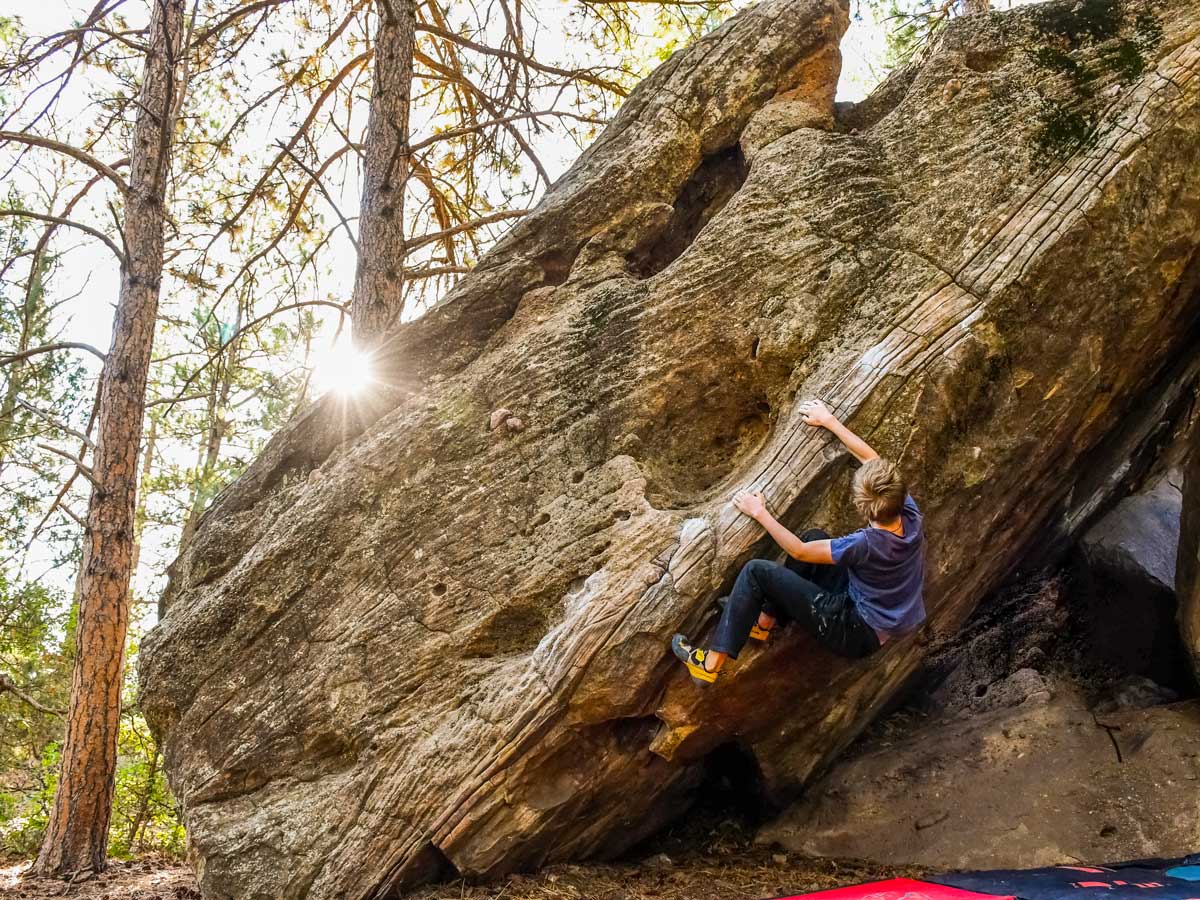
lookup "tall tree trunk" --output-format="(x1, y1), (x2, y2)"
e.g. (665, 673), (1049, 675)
(350, 0), (417, 346)
(33, 0), (184, 877)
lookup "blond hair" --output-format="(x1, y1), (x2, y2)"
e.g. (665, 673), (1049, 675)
(852, 457), (906, 523)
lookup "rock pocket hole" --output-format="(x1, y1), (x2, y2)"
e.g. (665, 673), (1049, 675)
(626, 144), (749, 279)
(639, 383), (771, 508)
(964, 48), (1007, 72)
(431, 583), (447, 596)
(462, 603), (549, 657)
(751, 337), (761, 359)
(696, 742), (772, 827)
(537, 242), (583, 287)
(572, 470), (586, 484)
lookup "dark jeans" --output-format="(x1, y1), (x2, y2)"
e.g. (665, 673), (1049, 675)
(710, 529), (881, 660)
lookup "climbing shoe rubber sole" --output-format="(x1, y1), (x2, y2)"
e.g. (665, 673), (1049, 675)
(671, 634), (718, 685)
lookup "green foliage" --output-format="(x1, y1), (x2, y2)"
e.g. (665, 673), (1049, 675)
(108, 711), (185, 859)
(0, 581), (184, 861)
(0, 573), (68, 860)
(647, 2), (735, 64)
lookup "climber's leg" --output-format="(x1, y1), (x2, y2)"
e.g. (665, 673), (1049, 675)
(671, 558), (812, 685)
(774, 532), (878, 658)
(808, 592), (881, 659)
(710, 559), (814, 659)
(714, 595), (773, 640)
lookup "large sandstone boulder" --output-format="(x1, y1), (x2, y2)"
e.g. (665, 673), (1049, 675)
(759, 688), (1200, 869)
(139, 0), (1200, 897)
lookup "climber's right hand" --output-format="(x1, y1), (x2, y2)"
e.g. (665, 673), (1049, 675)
(799, 399), (837, 428)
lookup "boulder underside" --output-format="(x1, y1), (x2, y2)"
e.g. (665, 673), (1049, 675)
(139, 0), (1200, 896)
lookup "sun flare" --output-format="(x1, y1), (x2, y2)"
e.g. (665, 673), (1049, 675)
(311, 336), (374, 397)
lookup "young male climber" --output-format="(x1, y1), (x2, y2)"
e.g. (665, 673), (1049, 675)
(671, 399), (926, 685)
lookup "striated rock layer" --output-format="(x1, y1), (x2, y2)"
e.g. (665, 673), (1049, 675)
(140, 0), (1200, 896)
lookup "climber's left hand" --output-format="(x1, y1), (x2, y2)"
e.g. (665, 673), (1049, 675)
(733, 489), (768, 521)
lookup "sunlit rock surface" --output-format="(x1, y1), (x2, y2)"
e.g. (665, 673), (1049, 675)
(140, 0), (1200, 896)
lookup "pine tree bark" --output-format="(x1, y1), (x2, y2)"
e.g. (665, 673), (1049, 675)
(350, 0), (417, 346)
(33, 0), (184, 877)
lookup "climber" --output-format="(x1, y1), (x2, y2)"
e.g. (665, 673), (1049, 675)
(671, 399), (926, 685)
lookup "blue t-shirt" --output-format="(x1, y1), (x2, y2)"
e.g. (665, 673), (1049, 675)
(829, 494), (926, 635)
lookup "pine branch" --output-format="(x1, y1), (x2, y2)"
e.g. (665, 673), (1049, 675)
(0, 131), (130, 195)
(0, 673), (64, 716)
(36, 442), (100, 490)
(0, 341), (107, 367)
(0, 209), (126, 266)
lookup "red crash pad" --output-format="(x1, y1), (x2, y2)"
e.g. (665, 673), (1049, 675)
(774, 877), (1016, 900)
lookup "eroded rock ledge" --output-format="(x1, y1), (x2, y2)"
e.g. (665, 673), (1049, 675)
(140, 0), (1200, 897)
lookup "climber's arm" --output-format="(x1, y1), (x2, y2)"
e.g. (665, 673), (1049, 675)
(799, 399), (879, 464)
(732, 491), (835, 564)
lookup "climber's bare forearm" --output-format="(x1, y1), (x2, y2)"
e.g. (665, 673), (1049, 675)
(799, 399), (878, 463)
(826, 419), (879, 464)
(755, 511), (834, 565)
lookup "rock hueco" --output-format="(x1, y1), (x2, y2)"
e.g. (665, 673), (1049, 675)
(139, 0), (1200, 896)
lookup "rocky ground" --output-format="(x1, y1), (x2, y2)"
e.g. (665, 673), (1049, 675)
(1, 837), (911, 900)
(0, 857), (199, 899)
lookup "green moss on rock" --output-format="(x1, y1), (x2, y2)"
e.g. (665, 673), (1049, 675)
(1025, 0), (1162, 164)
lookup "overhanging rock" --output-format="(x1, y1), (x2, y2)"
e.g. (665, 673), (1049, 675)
(140, 0), (1200, 897)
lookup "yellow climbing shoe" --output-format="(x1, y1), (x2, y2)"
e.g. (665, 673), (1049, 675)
(671, 634), (718, 685)
(715, 596), (772, 641)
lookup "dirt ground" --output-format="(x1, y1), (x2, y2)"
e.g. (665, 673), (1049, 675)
(406, 848), (914, 900)
(0, 856), (198, 899)
(1, 830), (913, 899)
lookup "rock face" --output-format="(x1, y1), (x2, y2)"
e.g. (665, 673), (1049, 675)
(1081, 471), (1182, 595)
(139, 0), (1200, 897)
(1179, 405), (1200, 674)
(1077, 470), (1192, 689)
(759, 689), (1200, 869)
